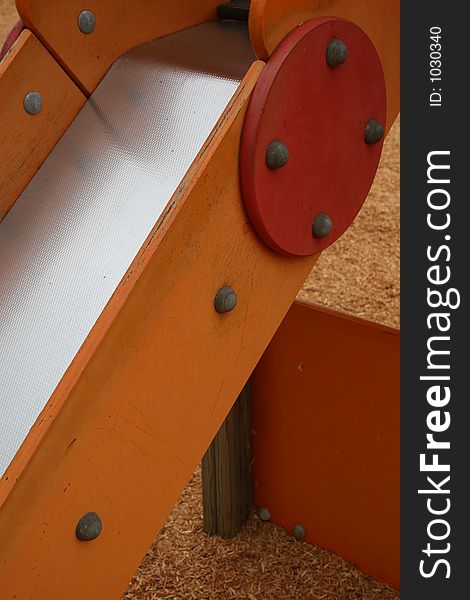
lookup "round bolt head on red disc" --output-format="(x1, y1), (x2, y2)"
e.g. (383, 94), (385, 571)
(240, 17), (386, 256)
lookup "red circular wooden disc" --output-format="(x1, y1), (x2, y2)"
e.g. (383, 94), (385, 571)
(240, 17), (386, 256)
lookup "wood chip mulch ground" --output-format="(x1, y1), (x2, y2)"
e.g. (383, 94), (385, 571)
(124, 467), (399, 600)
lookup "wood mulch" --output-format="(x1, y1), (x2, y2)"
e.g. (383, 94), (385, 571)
(124, 467), (399, 600)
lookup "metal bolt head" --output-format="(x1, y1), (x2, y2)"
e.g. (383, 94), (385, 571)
(326, 38), (348, 67)
(312, 212), (333, 238)
(364, 119), (384, 144)
(214, 286), (237, 314)
(258, 507), (271, 522)
(23, 91), (42, 115)
(266, 140), (289, 169)
(78, 10), (96, 34)
(76, 512), (102, 541)
(292, 523), (306, 539)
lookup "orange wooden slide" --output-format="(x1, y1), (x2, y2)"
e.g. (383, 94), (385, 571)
(0, 1), (399, 597)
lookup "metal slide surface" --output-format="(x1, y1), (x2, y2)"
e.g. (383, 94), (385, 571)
(0, 21), (255, 477)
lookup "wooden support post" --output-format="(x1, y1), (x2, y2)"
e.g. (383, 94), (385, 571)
(202, 383), (252, 538)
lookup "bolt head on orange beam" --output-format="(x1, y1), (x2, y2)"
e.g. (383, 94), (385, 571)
(0, 30), (86, 221)
(248, 0), (400, 128)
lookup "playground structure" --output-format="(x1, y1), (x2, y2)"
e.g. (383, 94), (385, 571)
(0, 1), (400, 598)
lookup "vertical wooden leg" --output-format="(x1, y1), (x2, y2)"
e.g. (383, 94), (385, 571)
(202, 383), (252, 538)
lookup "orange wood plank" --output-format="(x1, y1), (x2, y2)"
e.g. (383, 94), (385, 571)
(0, 62), (322, 599)
(16, 0), (222, 95)
(251, 301), (400, 589)
(249, 0), (400, 129)
(0, 30), (86, 221)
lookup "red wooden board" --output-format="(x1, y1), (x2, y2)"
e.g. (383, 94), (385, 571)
(240, 17), (386, 256)
(252, 301), (400, 588)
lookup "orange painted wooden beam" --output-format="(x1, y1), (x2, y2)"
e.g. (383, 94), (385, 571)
(0, 62), (322, 599)
(251, 301), (400, 589)
(249, 0), (400, 128)
(15, 1), (399, 119)
(0, 30), (86, 221)
(16, 0), (222, 95)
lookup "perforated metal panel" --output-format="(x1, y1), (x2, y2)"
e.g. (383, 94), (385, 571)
(0, 21), (255, 477)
